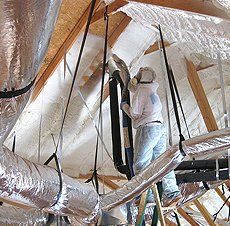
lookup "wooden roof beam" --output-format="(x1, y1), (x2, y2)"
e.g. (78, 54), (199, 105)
(86, 14), (131, 104)
(186, 59), (218, 132)
(187, 58), (227, 225)
(32, 0), (125, 101)
(178, 207), (199, 226)
(144, 41), (170, 55)
(193, 199), (216, 226)
(98, 175), (120, 190)
(91, 0), (128, 24)
(215, 187), (230, 207)
(165, 217), (177, 226)
(128, 0), (229, 20)
(108, 14), (131, 47)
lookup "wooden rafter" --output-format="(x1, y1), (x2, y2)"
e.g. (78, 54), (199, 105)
(128, 0), (229, 20)
(97, 175), (120, 190)
(87, 14), (131, 104)
(186, 59), (228, 225)
(177, 207), (199, 226)
(144, 41), (170, 55)
(186, 59), (218, 132)
(91, 0), (128, 24)
(165, 217), (177, 226)
(193, 200), (216, 226)
(77, 173), (126, 181)
(215, 187), (230, 207)
(31, 0), (123, 101)
(197, 64), (215, 72)
(108, 15), (131, 47)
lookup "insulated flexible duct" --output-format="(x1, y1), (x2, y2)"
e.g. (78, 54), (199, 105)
(100, 127), (230, 211)
(0, 0), (61, 144)
(0, 206), (48, 226)
(0, 128), (229, 223)
(0, 145), (100, 223)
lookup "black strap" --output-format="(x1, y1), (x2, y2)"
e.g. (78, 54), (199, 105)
(213, 195), (230, 222)
(53, 0), (97, 155)
(12, 133), (16, 153)
(0, 78), (36, 98)
(44, 0), (97, 195)
(169, 66), (191, 138)
(158, 25), (186, 156)
(174, 211), (181, 226)
(87, 6), (109, 193)
(44, 153), (63, 206)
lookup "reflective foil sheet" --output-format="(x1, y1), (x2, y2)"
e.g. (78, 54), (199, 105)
(0, 206), (47, 225)
(0, 145), (100, 222)
(0, 128), (229, 222)
(101, 127), (230, 211)
(184, 127), (230, 156)
(0, 0), (61, 143)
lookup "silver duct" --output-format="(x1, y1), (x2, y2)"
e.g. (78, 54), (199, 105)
(0, 205), (48, 226)
(100, 127), (230, 211)
(0, 0), (62, 144)
(0, 128), (228, 223)
(0, 145), (100, 223)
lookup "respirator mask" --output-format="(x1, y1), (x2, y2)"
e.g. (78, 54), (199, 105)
(128, 67), (156, 92)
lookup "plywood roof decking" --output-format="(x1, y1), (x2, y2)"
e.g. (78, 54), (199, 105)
(37, 0), (92, 82)
(33, 0), (230, 102)
(89, 12), (126, 37)
(33, 0), (125, 101)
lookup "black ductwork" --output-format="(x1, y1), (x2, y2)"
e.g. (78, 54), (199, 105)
(109, 76), (128, 175)
(109, 70), (134, 179)
(176, 169), (230, 184)
(176, 159), (229, 171)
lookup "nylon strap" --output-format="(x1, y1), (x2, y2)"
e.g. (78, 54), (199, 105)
(169, 66), (191, 138)
(158, 25), (186, 156)
(54, 0), (97, 155)
(0, 78), (36, 98)
(44, 153), (63, 206)
(12, 133), (16, 153)
(86, 5), (109, 193)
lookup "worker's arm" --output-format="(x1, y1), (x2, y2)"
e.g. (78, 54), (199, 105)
(121, 87), (146, 120)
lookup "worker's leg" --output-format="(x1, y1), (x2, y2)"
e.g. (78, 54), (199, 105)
(134, 124), (164, 202)
(134, 124), (163, 174)
(151, 125), (180, 198)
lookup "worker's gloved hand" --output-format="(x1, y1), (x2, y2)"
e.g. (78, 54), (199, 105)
(120, 100), (127, 110)
(107, 57), (120, 75)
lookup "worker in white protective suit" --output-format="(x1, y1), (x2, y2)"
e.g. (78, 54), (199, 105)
(120, 66), (182, 206)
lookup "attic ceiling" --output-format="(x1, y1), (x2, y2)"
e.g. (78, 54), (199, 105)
(6, 0), (230, 177)
(2, 0), (230, 225)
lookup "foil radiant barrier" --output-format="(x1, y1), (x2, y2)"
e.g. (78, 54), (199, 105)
(0, 145), (100, 223)
(101, 127), (230, 210)
(0, 128), (229, 222)
(0, 206), (47, 226)
(0, 0), (61, 144)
